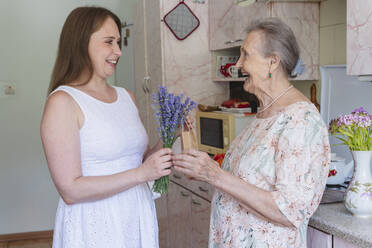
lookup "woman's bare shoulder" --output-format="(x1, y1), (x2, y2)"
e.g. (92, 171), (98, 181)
(47, 90), (74, 106)
(120, 87), (138, 108)
(42, 90), (79, 127)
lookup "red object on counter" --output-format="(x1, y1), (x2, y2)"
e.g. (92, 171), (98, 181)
(221, 99), (250, 108)
(213, 153), (225, 167)
(221, 99), (239, 108)
(236, 102), (249, 108)
(328, 169), (338, 177)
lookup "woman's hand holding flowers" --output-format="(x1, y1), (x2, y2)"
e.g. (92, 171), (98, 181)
(173, 149), (222, 183)
(138, 148), (173, 182)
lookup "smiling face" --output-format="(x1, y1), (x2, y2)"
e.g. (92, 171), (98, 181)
(235, 31), (272, 94)
(88, 17), (122, 81)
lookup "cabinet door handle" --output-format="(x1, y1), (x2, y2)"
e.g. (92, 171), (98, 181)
(224, 40), (234, 45)
(143, 76), (151, 94)
(234, 39), (243, 42)
(173, 174), (182, 179)
(181, 191), (189, 197)
(198, 186), (208, 192)
(192, 200), (201, 205)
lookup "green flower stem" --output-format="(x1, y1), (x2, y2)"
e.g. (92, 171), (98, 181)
(152, 175), (169, 194)
(152, 135), (175, 194)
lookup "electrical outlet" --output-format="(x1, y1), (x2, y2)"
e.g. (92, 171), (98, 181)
(0, 81), (16, 98)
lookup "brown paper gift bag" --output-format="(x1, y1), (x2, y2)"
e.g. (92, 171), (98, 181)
(181, 129), (198, 151)
(181, 128), (198, 180)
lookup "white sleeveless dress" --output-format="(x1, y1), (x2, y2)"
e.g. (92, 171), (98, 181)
(51, 85), (158, 248)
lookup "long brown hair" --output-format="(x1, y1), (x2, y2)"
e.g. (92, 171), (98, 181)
(48, 6), (121, 93)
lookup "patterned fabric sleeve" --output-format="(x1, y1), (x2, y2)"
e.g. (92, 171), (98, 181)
(270, 110), (330, 228)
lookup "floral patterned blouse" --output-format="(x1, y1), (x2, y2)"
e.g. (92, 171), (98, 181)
(209, 102), (330, 248)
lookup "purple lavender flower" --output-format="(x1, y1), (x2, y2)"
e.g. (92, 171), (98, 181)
(352, 107), (368, 115)
(152, 85), (197, 194)
(153, 85), (197, 147)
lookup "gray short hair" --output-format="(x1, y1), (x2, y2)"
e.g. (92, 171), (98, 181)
(245, 18), (300, 78)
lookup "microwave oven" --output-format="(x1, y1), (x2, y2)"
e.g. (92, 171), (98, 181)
(196, 111), (255, 155)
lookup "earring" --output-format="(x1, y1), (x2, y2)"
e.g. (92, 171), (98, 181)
(268, 61), (273, 78)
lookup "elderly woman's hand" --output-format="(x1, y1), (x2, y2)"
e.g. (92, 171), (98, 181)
(173, 149), (221, 183)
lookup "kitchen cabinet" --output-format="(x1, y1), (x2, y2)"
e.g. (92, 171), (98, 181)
(268, 2), (320, 80)
(307, 226), (362, 248)
(346, 0), (372, 75)
(168, 181), (211, 248)
(155, 194), (169, 248)
(156, 178), (212, 248)
(209, 0), (267, 50)
(167, 181), (192, 248)
(333, 236), (360, 248)
(191, 194), (211, 248)
(171, 171), (214, 201)
(307, 226), (332, 248)
(235, 1), (268, 44)
(209, 0), (236, 50)
(209, 0), (320, 80)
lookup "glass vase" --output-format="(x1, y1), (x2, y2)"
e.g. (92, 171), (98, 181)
(344, 150), (372, 217)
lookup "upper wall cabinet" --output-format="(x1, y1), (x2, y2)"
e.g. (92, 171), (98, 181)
(268, 2), (320, 80)
(347, 0), (372, 75)
(209, 0), (238, 50)
(209, 0), (267, 50)
(209, 0), (320, 80)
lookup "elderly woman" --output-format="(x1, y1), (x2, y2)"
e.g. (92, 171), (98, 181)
(173, 18), (330, 248)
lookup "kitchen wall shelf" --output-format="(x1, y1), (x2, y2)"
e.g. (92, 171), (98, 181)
(212, 77), (245, 82)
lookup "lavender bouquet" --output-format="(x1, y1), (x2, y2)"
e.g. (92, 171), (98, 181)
(329, 107), (372, 151)
(152, 85), (197, 194)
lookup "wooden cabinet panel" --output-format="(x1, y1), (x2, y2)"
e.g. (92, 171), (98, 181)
(209, 0), (237, 50)
(333, 236), (360, 248)
(347, 0), (372, 75)
(268, 2), (319, 80)
(209, 0), (268, 50)
(170, 171), (190, 190)
(235, 1), (268, 44)
(168, 182), (192, 248)
(155, 194), (169, 248)
(191, 195), (211, 248)
(188, 180), (214, 202)
(307, 226), (332, 248)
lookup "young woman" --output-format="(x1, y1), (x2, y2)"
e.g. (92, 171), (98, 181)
(41, 7), (171, 248)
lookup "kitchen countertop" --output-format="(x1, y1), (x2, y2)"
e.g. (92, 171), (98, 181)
(309, 203), (372, 248)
